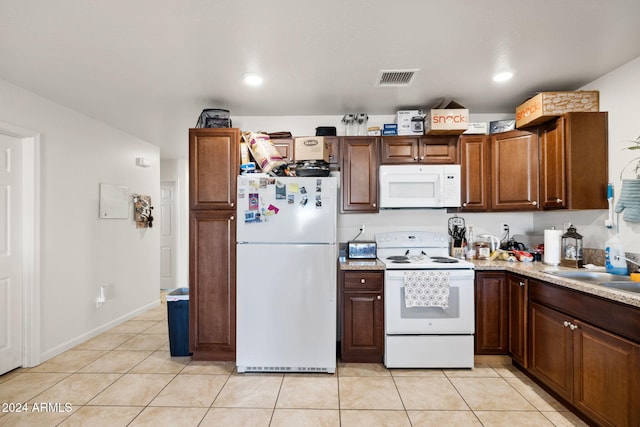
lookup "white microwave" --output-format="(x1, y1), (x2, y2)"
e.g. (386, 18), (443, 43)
(379, 164), (461, 208)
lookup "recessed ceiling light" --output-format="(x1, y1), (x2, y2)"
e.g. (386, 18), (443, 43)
(243, 73), (263, 86)
(493, 72), (514, 82)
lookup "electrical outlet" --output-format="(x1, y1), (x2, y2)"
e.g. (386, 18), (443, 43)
(96, 285), (107, 308)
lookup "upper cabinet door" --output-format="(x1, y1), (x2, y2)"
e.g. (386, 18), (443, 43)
(189, 128), (241, 210)
(341, 137), (379, 213)
(459, 135), (491, 211)
(491, 130), (540, 211)
(380, 137), (420, 163)
(419, 136), (458, 164)
(539, 117), (567, 209)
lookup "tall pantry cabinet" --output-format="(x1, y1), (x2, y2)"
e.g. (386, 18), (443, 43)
(189, 128), (240, 360)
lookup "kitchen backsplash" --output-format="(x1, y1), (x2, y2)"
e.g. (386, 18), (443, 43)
(584, 248), (640, 273)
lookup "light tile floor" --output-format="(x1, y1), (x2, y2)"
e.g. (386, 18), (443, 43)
(0, 300), (589, 426)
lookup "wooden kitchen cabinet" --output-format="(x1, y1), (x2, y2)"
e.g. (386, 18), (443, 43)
(491, 129), (539, 211)
(474, 272), (508, 354)
(529, 301), (573, 400)
(188, 128), (240, 360)
(271, 138), (294, 163)
(189, 211), (236, 360)
(380, 136), (458, 164)
(341, 136), (379, 213)
(459, 135), (491, 211)
(507, 274), (528, 367)
(538, 112), (608, 209)
(528, 279), (640, 427)
(189, 128), (240, 210)
(340, 270), (384, 363)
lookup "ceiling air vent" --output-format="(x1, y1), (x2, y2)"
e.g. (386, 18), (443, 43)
(376, 69), (419, 87)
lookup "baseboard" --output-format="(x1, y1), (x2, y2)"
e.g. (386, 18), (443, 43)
(37, 299), (161, 365)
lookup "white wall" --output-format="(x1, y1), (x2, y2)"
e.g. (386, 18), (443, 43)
(0, 78), (160, 363)
(533, 56), (640, 254)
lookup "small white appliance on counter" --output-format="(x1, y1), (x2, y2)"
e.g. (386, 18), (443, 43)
(236, 175), (337, 373)
(379, 164), (461, 208)
(376, 231), (475, 368)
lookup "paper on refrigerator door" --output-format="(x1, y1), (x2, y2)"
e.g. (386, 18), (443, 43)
(237, 175), (337, 244)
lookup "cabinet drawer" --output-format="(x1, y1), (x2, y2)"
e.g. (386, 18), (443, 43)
(343, 271), (383, 291)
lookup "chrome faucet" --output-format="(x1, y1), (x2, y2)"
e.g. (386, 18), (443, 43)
(614, 255), (640, 269)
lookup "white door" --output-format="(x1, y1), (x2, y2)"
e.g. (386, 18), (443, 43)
(160, 181), (177, 289)
(0, 133), (23, 374)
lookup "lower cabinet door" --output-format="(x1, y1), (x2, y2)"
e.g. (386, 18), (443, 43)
(573, 320), (640, 427)
(342, 291), (383, 362)
(528, 302), (573, 401)
(189, 210), (236, 360)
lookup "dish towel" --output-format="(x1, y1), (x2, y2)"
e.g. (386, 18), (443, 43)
(403, 271), (450, 308)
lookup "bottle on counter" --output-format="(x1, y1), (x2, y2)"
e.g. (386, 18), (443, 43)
(465, 226), (476, 260)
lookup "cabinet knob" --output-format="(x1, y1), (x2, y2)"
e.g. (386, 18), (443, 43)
(563, 321), (570, 328)
(230, 202), (235, 207)
(377, 295), (381, 300)
(462, 202), (468, 207)
(519, 281), (525, 287)
(360, 278), (366, 284)
(372, 203), (377, 208)
(419, 156), (425, 160)
(230, 215), (235, 221)
(569, 323), (578, 331)
(556, 198), (563, 203)
(531, 201), (538, 206)
(414, 156), (418, 161)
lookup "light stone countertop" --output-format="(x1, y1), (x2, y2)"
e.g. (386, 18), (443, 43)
(339, 259), (385, 271)
(338, 258), (640, 308)
(472, 259), (640, 308)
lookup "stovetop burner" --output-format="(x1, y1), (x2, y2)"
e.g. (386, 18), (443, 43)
(430, 256), (459, 263)
(386, 255), (409, 261)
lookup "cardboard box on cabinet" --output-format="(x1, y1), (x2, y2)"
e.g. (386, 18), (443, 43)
(294, 137), (330, 162)
(424, 100), (469, 135)
(463, 122), (488, 134)
(515, 91), (599, 128)
(396, 110), (424, 135)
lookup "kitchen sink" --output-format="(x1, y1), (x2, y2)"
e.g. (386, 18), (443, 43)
(598, 281), (640, 294)
(544, 270), (630, 282)
(544, 270), (640, 294)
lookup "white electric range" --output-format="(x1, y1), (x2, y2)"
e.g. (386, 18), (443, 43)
(375, 231), (475, 369)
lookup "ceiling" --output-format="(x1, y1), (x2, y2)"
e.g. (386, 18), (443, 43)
(2, 0), (640, 160)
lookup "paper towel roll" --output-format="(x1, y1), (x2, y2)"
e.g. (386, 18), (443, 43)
(544, 229), (563, 265)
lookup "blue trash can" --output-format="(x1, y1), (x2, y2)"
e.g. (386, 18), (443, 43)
(166, 288), (191, 357)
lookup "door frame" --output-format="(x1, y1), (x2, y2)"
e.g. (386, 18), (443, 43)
(0, 121), (41, 367)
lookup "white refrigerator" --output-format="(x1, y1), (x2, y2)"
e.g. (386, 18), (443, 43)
(236, 175), (337, 373)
